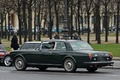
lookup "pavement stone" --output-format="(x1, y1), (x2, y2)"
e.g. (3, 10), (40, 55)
(103, 60), (120, 69)
(113, 57), (120, 60)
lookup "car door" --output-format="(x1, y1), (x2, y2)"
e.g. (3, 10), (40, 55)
(36, 42), (54, 64)
(24, 48), (51, 65)
(47, 42), (67, 65)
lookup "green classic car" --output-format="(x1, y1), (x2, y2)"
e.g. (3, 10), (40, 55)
(10, 40), (114, 72)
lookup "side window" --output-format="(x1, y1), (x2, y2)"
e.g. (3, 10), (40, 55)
(20, 43), (40, 50)
(41, 43), (52, 49)
(56, 42), (66, 50)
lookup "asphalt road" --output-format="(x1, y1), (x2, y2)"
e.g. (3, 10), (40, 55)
(0, 66), (120, 80)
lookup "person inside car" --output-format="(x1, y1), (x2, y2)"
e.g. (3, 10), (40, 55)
(51, 42), (55, 49)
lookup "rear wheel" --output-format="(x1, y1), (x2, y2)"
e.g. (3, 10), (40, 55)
(4, 56), (12, 67)
(64, 58), (77, 72)
(14, 57), (27, 71)
(86, 67), (98, 72)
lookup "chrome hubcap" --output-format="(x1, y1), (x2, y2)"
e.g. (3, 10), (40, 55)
(4, 57), (11, 65)
(17, 60), (23, 68)
(66, 62), (72, 69)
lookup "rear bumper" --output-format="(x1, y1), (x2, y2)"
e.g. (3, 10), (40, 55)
(84, 61), (114, 66)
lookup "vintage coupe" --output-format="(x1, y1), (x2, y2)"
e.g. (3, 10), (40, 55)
(10, 40), (114, 72)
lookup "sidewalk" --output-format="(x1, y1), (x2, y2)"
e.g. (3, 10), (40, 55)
(103, 60), (120, 69)
(113, 57), (120, 60)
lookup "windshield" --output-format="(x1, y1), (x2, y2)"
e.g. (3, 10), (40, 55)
(0, 44), (7, 51)
(70, 41), (93, 51)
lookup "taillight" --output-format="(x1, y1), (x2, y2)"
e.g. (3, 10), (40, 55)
(0, 52), (5, 57)
(109, 52), (113, 59)
(89, 53), (92, 60)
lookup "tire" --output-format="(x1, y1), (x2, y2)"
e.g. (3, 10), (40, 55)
(14, 57), (27, 71)
(38, 67), (48, 71)
(4, 56), (12, 67)
(64, 58), (77, 72)
(86, 67), (98, 72)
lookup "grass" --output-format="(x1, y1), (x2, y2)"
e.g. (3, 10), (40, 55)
(91, 44), (120, 57)
(5, 47), (11, 51)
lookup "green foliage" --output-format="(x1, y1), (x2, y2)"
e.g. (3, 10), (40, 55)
(5, 47), (11, 51)
(91, 44), (120, 57)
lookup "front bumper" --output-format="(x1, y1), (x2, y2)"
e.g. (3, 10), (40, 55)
(0, 58), (3, 63)
(84, 61), (114, 66)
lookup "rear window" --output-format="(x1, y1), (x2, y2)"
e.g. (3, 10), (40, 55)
(20, 43), (41, 50)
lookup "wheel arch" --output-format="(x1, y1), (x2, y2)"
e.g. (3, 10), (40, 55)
(4, 54), (10, 59)
(3, 54), (12, 66)
(62, 56), (77, 67)
(13, 54), (27, 65)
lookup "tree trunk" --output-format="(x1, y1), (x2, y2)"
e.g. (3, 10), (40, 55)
(70, 0), (73, 39)
(48, 0), (52, 39)
(77, 0), (81, 35)
(34, 0), (37, 40)
(87, 12), (90, 43)
(22, 0), (27, 42)
(96, 4), (101, 44)
(105, 4), (108, 42)
(4, 12), (7, 39)
(1, 13), (4, 38)
(38, 3), (41, 41)
(28, 0), (32, 41)
(54, 1), (59, 34)
(8, 12), (11, 41)
(116, 2), (119, 43)
(17, 0), (22, 44)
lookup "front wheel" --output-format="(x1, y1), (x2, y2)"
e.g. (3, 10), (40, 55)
(14, 57), (27, 71)
(4, 56), (12, 67)
(64, 58), (77, 72)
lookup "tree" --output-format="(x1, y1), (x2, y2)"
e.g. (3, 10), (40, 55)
(84, 0), (94, 43)
(1, 0), (12, 40)
(115, 0), (120, 43)
(10, 0), (23, 44)
(22, 0), (27, 42)
(93, 0), (101, 44)
(77, 0), (82, 36)
(0, 0), (5, 39)
(54, 0), (60, 34)
(101, 0), (111, 42)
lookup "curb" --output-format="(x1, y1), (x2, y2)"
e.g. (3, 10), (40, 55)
(113, 57), (120, 60)
(102, 66), (120, 69)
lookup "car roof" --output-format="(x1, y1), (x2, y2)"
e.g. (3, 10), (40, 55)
(44, 39), (83, 42)
(24, 41), (41, 43)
